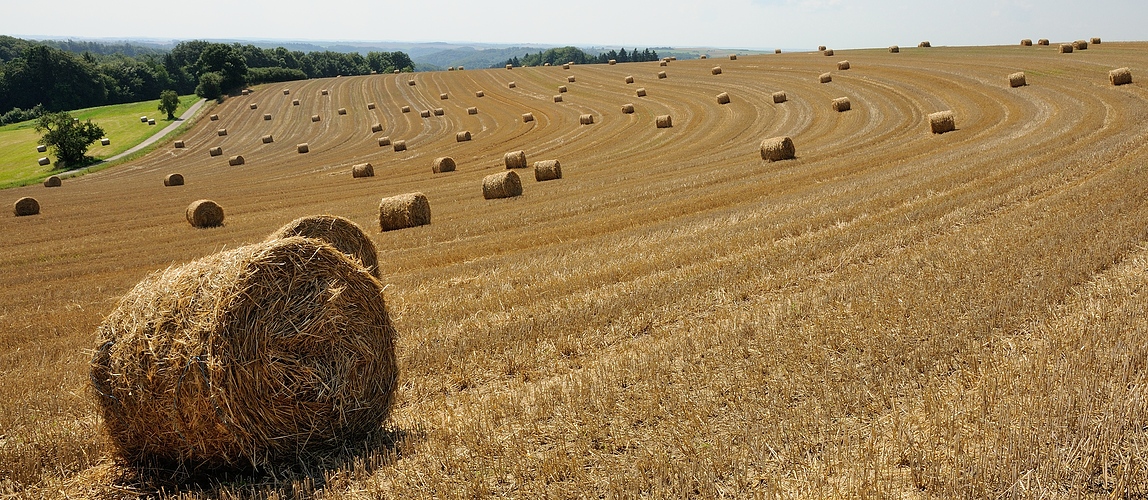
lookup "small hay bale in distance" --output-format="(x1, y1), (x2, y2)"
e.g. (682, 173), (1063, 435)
(700, 54), (708, 59)
(1091, 37), (1101, 44)
(408, 79), (416, 86)
(36, 144), (47, 152)
(563, 63), (571, 69)
(579, 114), (594, 125)
(625, 75), (635, 84)
(1059, 44), (1073, 53)
(658, 71), (667, 79)
(553, 95), (563, 103)
(1110, 67), (1132, 86)
(919, 41), (931, 48)
(433, 108), (444, 116)
(760, 136), (796, 162)
(283, 89), (290, 95)
(456, 131), (472, 142)
(433, 156), (456, 173)
(217, 128), (227, 136)
(608, 59), (617, 65)
(1008, 72), (1027, 88)
(476, 90), (485, 97)
(228, 155), (245, 166)
(717, 92), (731, 105)
(14, 196), (39, 216)
(711, 66), (722, 75)
(185, 199), (224, 228)
(174, 140), (185, 148)
(379, 192), (431, 231)
(467, 107), (478, 115)
(368, 102), (376, 109)
(209, 147), (223, 157)
(292, 99), (300, 106)
(832, 97), (851, 112)
(164, 173), (184, 187)
(420, 110), (431, 118)
(263, 113), (272, 121)
(148, 119), (156, 125)
(440, 93), (448, 100)
(929, 110), (956, 134)
(393, 140), (407, 152)
(261, 134), (274, 144)
(636, 88), (647, 97)
(312, 114), (321, 122)
(558, 85), (568, 93)
(729, 54), (737, 60)
(210, 114), (219, 121)
(266, 215), (379, 277)
(352, 163), (375, 178)
(401, 106), (411, 113)
(250, 103), (258, 110)
(378, 136), (391, 147)
(823, 49), (834, 56)
(819, 72), (832, 83)
(394, 69), (400, 74)
(1021, 39), (1033, 46)
(100, 138), (110, 146)
(775, 49), (782, 54)
(837, 61), (850, 70)
(90, 236), (396, 469)
(773, 91), (787, 103)
(1072, 40), (1088, 50)
(37, 157), (50, 166)
(567, 76), (576, 82)
(483, 171), (523, 199)
(1038, 39), (1050, 45)
(297, 143), (310, 153)
(660, 60), (667, 67)
(458, 66), (464, 70)
(889, 45), (900, 53)
(534, 159), (561, 182)
(371, 123), (383, 133)
(506, 64), (514, 69)
(621, 103), (635, 114)
(522, 112), (534, 123)
(338, 108), (348, 115)
(505, 150), (528, 169)
(655, 115), (673, 128)
(139, 116), (147, 123)
(818, 45), (826, 51)
(508, 81), (516, 89)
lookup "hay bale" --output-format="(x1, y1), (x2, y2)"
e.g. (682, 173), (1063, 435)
(553, 95), (563, 103)
(773, 91), (787, 103)
(1038, 39), (1050, 45)
(338, 108), (347, 115)
(837, 60), (850, 70)
(522, 113), (534, 123)
(89, 236), (396, 470)
(760, 136), (796, 162)
(38, 157), (50, 166)
(401, 106), (411, 113)
(818, 45), (826, 51)
(293, 99), (300, 106)
(368, 102), (376, 110)
(185, 199), (223, 228)
(506, 64), (514, 69)
(621, 103), (635, 114)
(1110, 67), (1132, 86)
(394, 69), (400, 74)
(712, 66), (723, 75)
(820, 72), (832, 83)
(449, 66), (456, 71)
(823, 49), (834, 56)
(608, 59), (617, 65)
(658, 71), (667, 79)
(393, 140), (407, 152)
(174, 140), (185, 148)
(567, 76), (576, 83)
(36, 144), (46, 152)
(241, 89), (250, 96)
(1073, 40), (1088, 50)
(558, 85), (568, 93)
(433, 157), (456, 173)
(100, 138), (110, 146)
(440, 93), (448, 100)
(1021, 39), (1032, 46)
(476, 91), (485, 97)
(929, 110), (955, 134)
(1091, 37), (1101, 44)
(378, 137), (391, 147)
(352, 163), (375, 178)
(483, 171), (522, 199)
(250, 103), (258, 110)
(655, 115), (672, 128)
(312, 114), (322, 122)
(700, 54), (708, 59)
(217, 129), (227, 136)
(579, 114), (594, 125)
(262, 134), (274, 144)
(832, 97), (851, 112)
(505, 150), (528, 169)
(729, 54), (737, 60)
(534, 160), (561, 182)
(467, 107), (478, 115)
(1008, 72), (1027, 87)
(659, 61), (667, 66)
(1059, 44), (1073, 53)
(283, 89), (290, 95)
(717, 92), (731, 105)
(298, 143), (310, 153)
(889, 45), (900, 53)
(456, 131), (472, 142)
(458, 66), (464, 70)
(420, 110), (431, 118)
(563, 63), (571, 69)
(228, 155), (245, 166)
(379, 192), (430, 231)
(433, 108), (444, 116)
(43, 175), (61, 187)
(919, 41), (931, 48)
(164, 173), (184, 187)
(508, 82), (516, 88)
(408, 80), (416, 86)
(370, 123), (383, 133)
(625, 75), (635, 84)
(209, 147), (223, 157)
(14, 196), (39, 216)
(148, 119), (156, 125)
(775, 49), (782, 54)
(140, 116), (148, 123)
(636, 88), (647, 97)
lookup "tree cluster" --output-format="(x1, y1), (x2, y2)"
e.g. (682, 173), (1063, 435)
(500, 46), (660, 68)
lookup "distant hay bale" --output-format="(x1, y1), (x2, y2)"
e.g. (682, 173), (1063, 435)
(293, 99), (300, 106)
(458, 66), (464, 70)
(818, 45), (826, 51)
(760, 136), (796, 162)
(456, 131), (472, 142)
(263, 113), (272, 121)
(242, 89), (250, 95)
(148, 119), (156, 126)
(90, 236), (395, 469)
(449, 66), (456, 71)
(228, 155), (245, 166)
(262, 134), (274, 144)
(621, 103), (635, 114)
(1038, 39), (1050, 45)
(1072, 40), (1088, 50)
(919, 41), (931, 47)
(636, 88), (647, 97)
(832, 97), (851, 112)
(392, 140), (407, 152)
(401, 106), (411, 113)
(140, 116), (147, 123)
(378, 136), (391, 147)
(352, 163), (375, 178)
(100, 138), (110, 146)
(608, 59), (617, 65)
(1059, 44), (1073, 53)
(579, 114), (594, 125)
(164, 173), (184, 187)
(505, 150), (527, 169)
(1091, 37), (1101, 44)
(433, 108), (444, 116)
(265, 215), (379, 277)
(929, 110), (955, 134)
(408, 80), (416, 86)
(209, 147), (223, 157)
(729, 54), (737, 60)
(508, 81), (516, 88)
(775, 49), (782, 54)
(1110, 67), (1132, 86)
(476, 91), (485, 97)
(506, 64), (514, 69)
(312, 114), (321, 122)
(712, 66), (722, 75)
(700, 54), (708, 59)
(660, 61), (667, 66)
(14, 197), (39, 216)
(889, 45), (900, 53)
(420, 110), (431, 118)
(717, 92), (731, 104)
(1021, 39), (1032, 46)
(625, 75), (635, 83)
(44, 175), (61, 187)
(379, 192), (431, 231)
(433, 156), (456, 173)
(522, 113), (534, 123)
(563, 63), (571, 69)
(394, 69), (400, 74)
(174, 140), (185, 148)
(467, 107), (478, 115)
(36, 144), (47, 152)
(217, 129), (227, 136)
(338, 108), (347, 115)
(283, 89), (290, 95)
(553, 95), (563, 103)
(321, 89), (329, 95)
(440, 93), (448, 100)
(773, 91), (787, 103)
(655, 114), (672, 128)
(837, 60), (850, 70)
(823, 49), (834, 56)
(534, 159), (561, 181)
(37, 157), (50, 166)
(298, 143), (310, 153)
(559, 85), (568, 93)
(820, 72), (832, 83)
(568, 76), (576, 82)
(250, 103), (258, 110)
(368, 102), (376, 109)
(658, 71), (667, 79)
(1008, 72), (1027, 87)
(371, 123), (383, 133)
(185, 199), (224, 228)
(483, 171), (523, 199)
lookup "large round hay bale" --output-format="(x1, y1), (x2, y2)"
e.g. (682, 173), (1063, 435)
(832, 97), (851, 112)
(1072, 40), (1088, 50)
(522, 112), (534, 123)
(174, 140), (185, 148)
(433, 108), (444, 116)
(760, 136), (796, 162)
(90, 236), (395, 470)
(393, 140), (407, 152)
(772, 91), (787, 103)
(371, 123), (383, 133)
(164, 173), (184, 187)
(819, 72), (832, 83)
(379, 192), (430, 231)
(889, 45), (900, 53)
(209, 147), (223, 157)
(37, 157), (50, 166)
(534, 160), (561, 181)
(625, 75), (635, 84)
(420, 110), (431, 118)
(298, 143), (310, 153)
(622, 103), (635, 114)
(717, 92), (731, 105)
(338, 108), (347, 115)
(440, 93), (448, 100)
(262, 134), (274, 144)
(36, 144), (47, 152)
(401, 106), (411, 113)
(919, 41), (931, 48)
(483, 171), (522, 199)
(44, 175), (61, 187)
(837, 60), (850, 70)
(186, 199), (224, 228)
(100, 138), (111, 146)
(658, 71), (667, 79)
(14, 197), (39, 216)
(467, 107), (478, 115)
(1021, 39), (1032, 46)
(929, 110), (956, 134)
(312, 114), (321, 122)
(505, 150), (527, 169)
(729, 54), (737, 60)
(228, 155), (245, 166)
(558, 85), (568, 93)
(1008, 72), (1027, 88)
(655, 115), (672, 128)
(476, 91), (485, 97)
(508, 81), (517, 89)
(433, 157), (456, 173)
(292, 99), (300, 106)
(1110, 67), (1132, 86)
(636, 88), (647, 97)
(1091, 37), (1101, 44)
(210, 114), (219, 121)
(553, 95), (563, 103)
(378, 136), (391, 147)
(823, 49), (834, 56)
(579, 114), (594, 125)
(456, 131), (472, 142)
(263, 113), (272, 121)
(1038, 39), (1050, 45)
(266, 215), (379, 277)
(352, 163), (375, 178)
(711, 66), (722, 75)
(818, 45), (826, 51)
(217, 129), (227, 136)
(250, 103), (258, 110)
(608, 59), (617, 65)
(1059, 44), (1073, 53)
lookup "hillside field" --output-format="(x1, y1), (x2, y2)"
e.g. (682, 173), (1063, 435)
(1, 42), (1147, 497)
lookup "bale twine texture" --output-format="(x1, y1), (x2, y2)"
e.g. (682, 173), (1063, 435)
(164, 173), (184, 187)
(1110, 67), (1132, 86)
(717, 92), (731, 104)
(483, 171), (523, 199)
(929, 110), (956, 134)
(656, 115), (673, 128)
(760, 136), (796, 162)
(352, 163), (375, 179)
(579, 114), (594, 125)
(44, 175), (61, 187)
(832, 97), (851, 112)
(456, 131), (472, 142)
(433, 157), (456, 174)
(534, 160), (561, 182)
(14, 197), (39, 216)
(186, 199), (224, 228)
(266, 215), (379, 277)
(393, 140), (407, 152)
(298, 143), (310, 153)
(1009, 72), (1027, 88)
(379, 192), (431, 231)
(773, 91), (787, 103)
(505, 150), (528, 169)
(228, 155), (245, 166)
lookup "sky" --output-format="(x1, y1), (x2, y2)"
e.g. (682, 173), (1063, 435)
(2, 0), (1143, 50)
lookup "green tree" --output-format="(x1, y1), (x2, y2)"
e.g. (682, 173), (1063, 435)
(196, 43), (247, 93)
(195, 71), (223, 100)
(158, 90), (179, 119)
(35, 111), (105, 169)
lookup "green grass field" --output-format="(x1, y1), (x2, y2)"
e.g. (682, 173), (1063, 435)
(0, 95), (198, 188)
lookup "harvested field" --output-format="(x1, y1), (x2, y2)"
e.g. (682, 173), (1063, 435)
(5, 43), (1148, 498)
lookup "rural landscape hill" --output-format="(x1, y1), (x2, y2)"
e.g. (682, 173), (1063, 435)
(2, 40), (1147, 496)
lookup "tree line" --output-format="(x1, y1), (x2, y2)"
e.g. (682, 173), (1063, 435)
(500, 46), (660, 68)
(0, 36), (414, 125)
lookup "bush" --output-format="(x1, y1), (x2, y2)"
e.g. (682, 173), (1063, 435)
(0, 104), (45, 125)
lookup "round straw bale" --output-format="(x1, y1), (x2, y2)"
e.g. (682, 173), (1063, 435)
(929, 110), (955, 134)
(449, 66), (456, 70)
(819, 72), (832, 83)
(433, 108), (444, 116)
(217, 129), (227, 136)
(408, 80), (416, 86)
(505, 150), (528, 169)
(185, 199), (223, 228)
(263, 113), (272, 121)
(371, 123), (383, 133)
(775, 49), (782, 54)
(242, 89), (250, 95)
(832, 97), (851, 112)
(837, 60), (850, 70)
(394, 69), (400, 74)
(100, 138), (111, 146)
(563, 63), (571, 69)
(148, 119), (156, 125)
(729, 54), (737, 60)
(558, 85), (568, 93)
(889, 45), (900, 53)
(1110, 67), (1132, 86)
(823, 49), (834, 56)
(283, 89), (290, 95)
(1008, 72), (1027, 88)
(312, 114), (321, 122)
(261, 134), (275, 144)
(625, 75), (635, 84)
(655, 115), (673, 128)
(292, 99), (300, 106)
(636, 88), (647, 97)
(658, 71), (667, 79)
(608, 59), (617, 65)
(36, 144), (47, 152)
(298, 143), (310, 153)
(579, 114), (594, 125)
(90, 236), (395, 469)
(818, 45), (826, 51)
(1059, 44), (1073, 53)
(622, 103), (635, 114)
(352, 163), (375, 178)
(378, 136), (391, 147)
(174, 140), (185, 148)
(250, 103), (258, 110)
(338, 108), (347, 115)
(1091, 37), (1101, 44)
(476, 91), (485, 97)
(553, 95), (563, 103)
(760, 136), (796, 162)
(918, 41), (931, 48)
(140, 116), (147, 123)
(700, 54), (708, 59)
(458, 66), (464, 70)
(507, 64), (514, 69)
(433, 157), (456, 173)
(717, 92), (731, 105)
(14, 196), (39, 216)
(209, 147), (223, 157)
(508, 82), (516, 88)
(1021, 39), (1032, 46)
(420, 110), (431, 118)
(483, 171), (523, 199)
(1073, 40), (1088, 50)
(1038, 39), (1049, 45)
(164, 173), (184, 187)
(660, 60), (667, 66)
(401, 106), (411, 113)
(379, 192), (430, 231)
(211, 114), (220, 120)
(456, 131), (472, 142)
(467, 107), (478, 115)
(440, 93), (448, 100)
(712, 66), (722, 75)
(773, 91), (787, 103)
(393, 140), (407, 152)
(368, 102), (376, 109)
(566, 76), (576, 83)
(534, 160), (561, 182)
(522, 113), (534, 123)
(37, 157), (50, 166)
(228, 155), (245, 166)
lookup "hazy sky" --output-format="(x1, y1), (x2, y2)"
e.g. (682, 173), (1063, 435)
(3, 0), (1142, 50)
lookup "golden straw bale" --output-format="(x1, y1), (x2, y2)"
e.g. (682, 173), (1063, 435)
(321, 89), (329, 95)
(505, 150), (528, 169)
(568, 76), (576, 82)
(408, 80), (416, 86)
(440, 93), (448, 100)
(929, 110), (956, 134)
(100, 138), (110, 146)
(1021, 39), (1032, 46)
(1059, 44), (1073, 53)
(820, 72), (832, 83)
(401, 106), (411, 113)
(579, 114), (594, 125)
(283, 89), (290, 95)
(534, 160), (561, 181)
(352, 163), (374, 178)
(338, 108), (347, 115)
(263, 113), (272, 121)
(1008, 72), (1026, 88)
(312, 114), (321, 122)
(773, 91), (787, 103)
(292, 99), (300, 106)
(919, 41), (931, 47)
(660, 60), (667, 66)
(625, 75), (635, 83)
(621, 103), (635, 114)
(729, 54), (737, 60)
(608, 59), (617, 65)
(818, 45), (826, 51)
(889, 45), (900, 53)
(1110, 67), (1132, 86)
(368, 102), (376, 109)
(297, 143), (310, 153)
(185, 199), (223, 228)
(712, 66), (722, 75)
(476, 91), (485, 97)
(508, 81), (516, 88)
(378, 137), (391, 147)
(433, 108), (444, 116)
(1091, 37), (1101, 44)
(837, 60), (850, 70)
(217, 129), (227, 136)
(522, 113), (534, 123)
(379, 192), (430, 231)
(658, 71), (667, 79)
(655, 115), (672, 128)
(371, 123), (383, 133)
(209, 147), (223, 157)
(456, 131), (472, 142)
(558, 85), (568, 93)
(228, 155), (245, 166)
(483, 171), (523, 199)
(636, 88), (647, 97)
(832, 97), (851, 112)
(760, 136), (796, 162)
(266, 215), (378, 277)
(1072, 40), (1088, 50)
(210, 114), (219, 121)
(164, 173), (184, 187)
(823, 49), (834, 56)
(14, 196), (39, 216)
(1038, 39), (1049, 45)
(43, 175), (61, 187)
(174, 140), (185, 148)
(420, 110), (431, 118)
(250, 103), (258, 110)
(553, 95), (563, 103)
(717, 92), (731, 104)
(393, 140), (407, 152)
(467, 107), (478, 115)
(433, 157), (456, 173)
